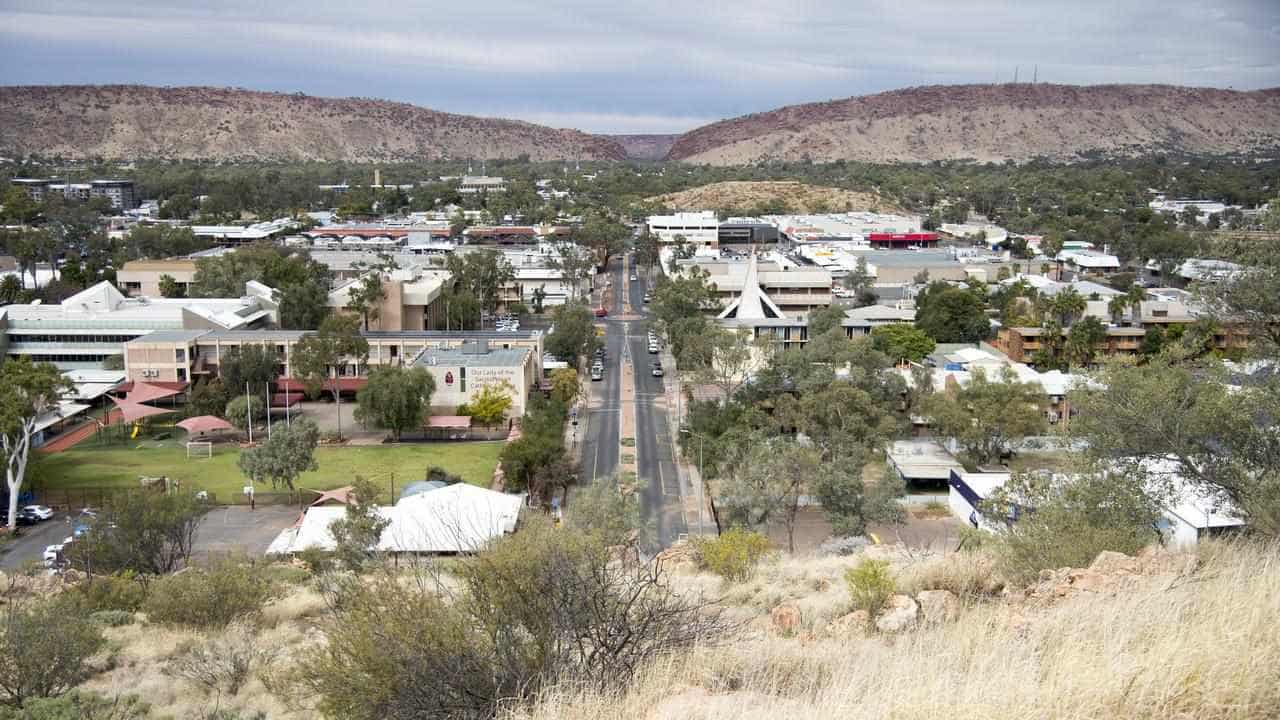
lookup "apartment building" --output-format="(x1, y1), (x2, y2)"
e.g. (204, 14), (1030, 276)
(8, 178), (137, 210)
(647, 211), (720, 246)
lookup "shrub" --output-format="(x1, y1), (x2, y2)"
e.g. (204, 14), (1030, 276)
(144, 559), (279, 629)
(695, 529), (772, 582)
(295, 547), (333, 575)
(0, 691), (150, 719)
(68, 574), (149, 613)
(89, 610), (136, 628)
(817, 535), (870, 557)
(845, 558), (895, 618)
(0, 599), (106, 705)
(165, 623), (277, 696)
(896, 553), (1003, 600)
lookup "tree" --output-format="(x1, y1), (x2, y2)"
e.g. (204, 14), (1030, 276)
(0, 360), (71, 530)
(548, 368), (580, 406)
(546, 242), (595, 302)
(690, 327), (760, 400)
(0, 599), (105, 706)
(0, 276), (22, 305)
(70, 491), (206, 574)
(915, 283), (990, 343)
(355, 366), (436, 440)
(807, 304), (848, 338)
(870, 323), (936, 363)
(981, 470), (1162, 583)
(157, 273), (184, 298)
(0, 187), (39, 225)
(1201, 265), (1280, 356)
(566, 477), (649, 548)
(345, 271), (386, 330)
(456, 382), (515, 426)
(843, 256), (874, 299)
(1063, 315), (1106, 368)
(218, 344), (278, 396)
(575, 212), (629, 269)
(184, 378), (230, 419)
(720, 438), (822, 553)
(191, 243), (331, 330)
(237, 417), (320, 490)
(813, 452), (906, 537)
(224, 394), (267, 431)
(1069, 351), (1280, 536)
(924, 366), (1048, 466)
(1262, 195), (1280, 232)
(1179, 204), (1202, 227)
(445, 249), (515, 318)
(292, 314), (369, 439)
(121, 224), (207, 260)
(328, 475), (390, 573)
(545, 302), (598, 363)
(499, 398), (568, 503)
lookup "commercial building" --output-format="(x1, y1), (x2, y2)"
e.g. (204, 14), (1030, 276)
(1055, 248), (1121, 273)
(192, 218), (297, 245)
(0, 281), (278, 370)
(457, 176), (507, 194)
(326, 266), (452, 332)
(411, 341), (539, 417)
(647, 211), (720, 246)
(674, 252), (833, 319)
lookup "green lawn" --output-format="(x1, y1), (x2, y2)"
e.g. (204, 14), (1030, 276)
(30, 436), (503, 502)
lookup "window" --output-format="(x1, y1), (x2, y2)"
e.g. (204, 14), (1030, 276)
(460, 366), (467, 392)
(175, 348), (186, 363)
(177, 368), (187, 381)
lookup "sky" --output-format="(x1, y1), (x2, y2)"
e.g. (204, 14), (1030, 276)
(2, 0), (1279, 134)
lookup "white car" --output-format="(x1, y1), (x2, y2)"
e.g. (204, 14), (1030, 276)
(23, 505), (53, 521)
(42, 543), (66, 568)
(631, 274), (638, 281)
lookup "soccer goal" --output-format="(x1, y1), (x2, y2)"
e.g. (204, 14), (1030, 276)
(185, 441), (213, 459)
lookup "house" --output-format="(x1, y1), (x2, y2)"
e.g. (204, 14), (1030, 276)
(887, 439), (965, 487)
(267, 483), (524, 555)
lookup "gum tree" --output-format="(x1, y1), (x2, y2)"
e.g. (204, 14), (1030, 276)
(0, 359), (71, 530)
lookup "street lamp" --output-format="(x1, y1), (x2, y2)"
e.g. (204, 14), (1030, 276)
(678, 427), (706, 535)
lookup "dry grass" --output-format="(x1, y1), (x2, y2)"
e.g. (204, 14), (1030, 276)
(509, 540), (1280, 720)
(895, 551), (1004, 601)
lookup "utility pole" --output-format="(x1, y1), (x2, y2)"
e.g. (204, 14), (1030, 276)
(245, 381), (253, 444)
(265, 382), (272, 440)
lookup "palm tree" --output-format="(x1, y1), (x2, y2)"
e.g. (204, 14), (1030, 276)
(1052, 288), (1086, 327)
(1126, 285), (1146, 326)
(1107, 296), (1129, 326)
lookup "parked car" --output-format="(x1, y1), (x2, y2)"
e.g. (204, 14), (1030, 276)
(7, 510), (38, 526)
(594, 307), (609, 317)
(42, 543), (67, 568)
(651, 362), (664, 377)
(648, 342), (659, 354)
(631, 273), (638, 281)
(642, 293), (651, 303)
(590, 365), (604, 381)
(23, 505), (53, 521)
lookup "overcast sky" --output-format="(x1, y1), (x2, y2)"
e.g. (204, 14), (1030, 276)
(2, 0), (1278, 134)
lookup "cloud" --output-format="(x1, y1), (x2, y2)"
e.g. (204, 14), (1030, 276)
(1, 0), (1277, 133)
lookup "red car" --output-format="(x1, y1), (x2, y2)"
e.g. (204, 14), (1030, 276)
(594, 307), (609, 317)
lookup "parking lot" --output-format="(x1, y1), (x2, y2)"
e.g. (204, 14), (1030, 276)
(0, 505), (299, 571)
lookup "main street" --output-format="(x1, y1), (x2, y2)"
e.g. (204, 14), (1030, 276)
(577, 252), (687, 548)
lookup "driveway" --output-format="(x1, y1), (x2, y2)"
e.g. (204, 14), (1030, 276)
(0, 513), (79, 571)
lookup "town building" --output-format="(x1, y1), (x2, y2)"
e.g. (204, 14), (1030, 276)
(326, 265), (452, 332)
(122, 329), (544, 418)
(191, 218), (297, 245)
(0, 281), (278, 370)
(117, 259), (197, 297)
(674, 252), (833, 319)
(9, 178), (137, 210)
(646, 211), (720, 246)
(457, 176), (507, 194)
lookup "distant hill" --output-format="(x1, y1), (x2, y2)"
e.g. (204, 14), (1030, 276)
(0, 85), (627, 162)
(665, 84), (1280, 164)
(646, 180), (902, 215)
(608, 134), (680, 161)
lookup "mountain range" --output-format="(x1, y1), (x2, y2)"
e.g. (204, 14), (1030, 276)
(2, 83), (1278, 165)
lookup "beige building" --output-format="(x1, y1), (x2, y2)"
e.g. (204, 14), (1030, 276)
(327, 267), (451, 332)
(679, 255), (833, 319)
(123, 329), (545, 418)
(116, 259), (198, 297)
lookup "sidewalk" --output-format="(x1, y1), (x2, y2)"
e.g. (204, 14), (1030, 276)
(664, 351), (709, 536)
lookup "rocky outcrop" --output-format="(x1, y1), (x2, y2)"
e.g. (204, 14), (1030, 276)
(770, 604), (802, 636)
(874, 594), (919, 634)
(916, 589), (960, 625)
(0, 85), (627, 162)
(666, 83), (1280, 164)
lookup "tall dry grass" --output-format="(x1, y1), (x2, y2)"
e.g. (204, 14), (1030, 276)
(509, 540), (1280, 720)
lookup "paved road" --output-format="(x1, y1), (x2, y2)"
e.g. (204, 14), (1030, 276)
(576, 253), (686, 548)
(625, 265), (687, 547)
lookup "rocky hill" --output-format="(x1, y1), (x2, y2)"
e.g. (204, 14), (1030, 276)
(666, 83), (1280, 164)
(609, 134), (680, 161)
(0, 85), (627, 162)
(647, 180), (902, 214)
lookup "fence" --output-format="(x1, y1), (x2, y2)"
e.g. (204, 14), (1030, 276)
(28, 487), (305, 510)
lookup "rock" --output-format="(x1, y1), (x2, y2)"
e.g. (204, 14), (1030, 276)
(1066, 569), (1107, 593)
(827, 610), (870, 638)
(770, 604), (802, 636)
(874, 594), (918, 633)
(1090, 551), (1139, 575)
(655, 542), (700, 568)
(917, 590), (959, 624)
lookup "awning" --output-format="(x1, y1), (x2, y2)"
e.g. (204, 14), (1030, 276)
(110, 396), (175, 422)
(427, 415), (472, 429)
(272, 392), (304, 408)
(277, 377), (368, 393)
(177, 415), (235, 434)
(32, 402), (92, 434)
(124, 381), (184, 404)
